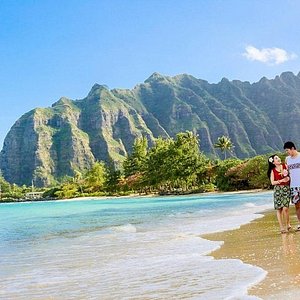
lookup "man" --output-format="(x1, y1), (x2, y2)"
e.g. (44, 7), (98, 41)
(284, 141), (300, 230)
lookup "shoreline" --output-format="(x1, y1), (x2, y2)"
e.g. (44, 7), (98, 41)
(63, 188), (266, 201)
(0, 188), (267, 204)
(203, 209), (300, 299)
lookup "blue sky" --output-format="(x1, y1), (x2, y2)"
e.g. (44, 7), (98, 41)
(1, 0), (300, 149)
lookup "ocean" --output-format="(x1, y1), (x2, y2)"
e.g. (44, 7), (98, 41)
(0, 191), (273, 300)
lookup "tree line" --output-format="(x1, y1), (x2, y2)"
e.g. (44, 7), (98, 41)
(0, 131), (274, 202)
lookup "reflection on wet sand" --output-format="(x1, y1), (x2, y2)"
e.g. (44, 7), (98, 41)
(281, 232), (296, 256)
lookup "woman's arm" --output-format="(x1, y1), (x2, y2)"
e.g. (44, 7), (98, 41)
(270, 170), (280, 185)
(281, 176), (290, 183)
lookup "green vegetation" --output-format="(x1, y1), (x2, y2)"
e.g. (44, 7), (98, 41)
(214, 135), (234, 159)
(0, 132), (276, 202)
(0, 171), (40, 202)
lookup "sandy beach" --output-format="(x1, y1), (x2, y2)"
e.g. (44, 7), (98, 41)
(203, 209), (300, 299)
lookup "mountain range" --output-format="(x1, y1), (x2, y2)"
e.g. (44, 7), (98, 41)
(1, 71), (300, 186)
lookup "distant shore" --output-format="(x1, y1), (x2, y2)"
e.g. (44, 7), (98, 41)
(49, 188), (267, 202)
(0, 188), (267, 204)
(203, 209), (300, 299)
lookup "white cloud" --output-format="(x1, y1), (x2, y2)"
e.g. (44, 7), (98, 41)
(243, 45), (297, 65)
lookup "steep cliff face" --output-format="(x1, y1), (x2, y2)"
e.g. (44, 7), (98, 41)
(0, 85), (158, 186)
(77, 84), (156, 164)
(0, 111), (38, 185)
(0, 100), (97, 186)
(1, 71), (300, 186)
(135, 73), (282, 157)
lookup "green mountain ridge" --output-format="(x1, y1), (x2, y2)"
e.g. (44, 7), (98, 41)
(1, 71), (300, 186)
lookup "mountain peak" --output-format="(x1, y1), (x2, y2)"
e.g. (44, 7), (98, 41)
(220, 77), (230, 84)
(258, 76), (269, 84)
(52, 97), (72, 107)
(88, 84), (109, 97)
(144, 72), (166, 83)
(173, 73), (196, 81)
(280, 71), (296, 80)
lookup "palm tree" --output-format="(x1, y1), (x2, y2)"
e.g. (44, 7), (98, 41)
(214, 135), (234, 159)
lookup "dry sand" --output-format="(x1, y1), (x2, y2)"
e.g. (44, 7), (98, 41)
(203, 209), (300, 299)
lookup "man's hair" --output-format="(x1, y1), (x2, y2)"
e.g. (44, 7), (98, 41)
(284, 141), (296, 150)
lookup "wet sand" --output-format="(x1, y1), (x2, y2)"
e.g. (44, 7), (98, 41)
(203, 209), (300, 299)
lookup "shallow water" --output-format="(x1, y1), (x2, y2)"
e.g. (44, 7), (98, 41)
(0, 191), (273, 299)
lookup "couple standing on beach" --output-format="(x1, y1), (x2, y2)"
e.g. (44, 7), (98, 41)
(268, 141), (300, 234)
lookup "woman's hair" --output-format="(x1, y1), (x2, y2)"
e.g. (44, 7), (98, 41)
(267, 154), (277, 179)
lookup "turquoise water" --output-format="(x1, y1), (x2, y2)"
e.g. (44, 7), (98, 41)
(0, 191), (272, 299)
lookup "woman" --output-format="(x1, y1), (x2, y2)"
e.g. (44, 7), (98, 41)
(267, 154), (291, 233)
